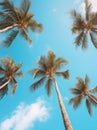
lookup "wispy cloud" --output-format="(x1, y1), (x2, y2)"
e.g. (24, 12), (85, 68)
(0, 98), (49, 130)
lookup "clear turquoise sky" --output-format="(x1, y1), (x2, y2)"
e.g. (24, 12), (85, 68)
(0, 0), (97, 130)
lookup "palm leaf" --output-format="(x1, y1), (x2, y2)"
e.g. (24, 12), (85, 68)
(2, 30), (19, 47)
(82, 31), (88, 49)
(45, 78), (53, 96)
(47, 50), (55, 67)
(85, 75), (89, 88)
(30, 69), (45, 78)
(89, 86), (97, 93)
(0, 84), (8, 99)
(0, 66), (5, 74)
(86, 98), (92, 115)
(70, 88), (81, 95)
(10, 78), (18, 95)
(69, 95), (83, 109)
(89, 31), (97, 48)
(15, 71), (23, 78)
(85, 0), (92, 21)
(54, 58), (68, 71)
(76, 77), (86, 90)
(55, 70), (69, 79)
(30, 77), (46, 91)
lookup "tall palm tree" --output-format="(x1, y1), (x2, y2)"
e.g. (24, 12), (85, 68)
(0, 56), (23, 99)
(0, 0), (43, 47)
(29, 50), (73, 130)
(69, 75), (97, 115)
(71, 0), (97, 49)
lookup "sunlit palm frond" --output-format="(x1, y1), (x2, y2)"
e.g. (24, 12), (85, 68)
(2, 30), (19, 47)
(88, 95), (97, 106)
(55, 70), (69, 79)
(69, 95), (83, 109)
(89, 31), (97, 48)
(74, 31), (85, 47)
(81, 31), (88, 49)
(89, 86), (97, 93)
(85, 75), (89, 88)
(30, 69), (45, 79)
(45, 78), (53, 96)
(19, 29), (32, 44)
(37, 56), (47, 70)
(30, 77), (46, 91)
(19, 0), (30, 17)
(70, 88), (81, 95)
(76, 77), (86, 90)
(85, 0), (92, 21)
(86, 98), (92, 115)
(10, 78), (18, 95)
(15, 72), (23, 78)
(54, 58), (68, 71)
(47, 50), (56, 67)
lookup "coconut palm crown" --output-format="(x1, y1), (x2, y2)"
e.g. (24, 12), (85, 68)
(0, 0), (43, 47)
(69, 75), (97, 115)
(30, 50), (69, 95)
(0, 56), (23, 99)
(71, 0), (97, 49)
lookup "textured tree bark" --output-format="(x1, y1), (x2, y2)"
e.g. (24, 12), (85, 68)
(0, 79), (10, 89)
(54, 79), (73, 130)
(0, 24), (18, 33)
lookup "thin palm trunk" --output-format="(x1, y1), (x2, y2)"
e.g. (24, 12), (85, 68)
(0, 24), (19, 33)
(54, 79), (73, 130)
(0, 78), (10, 89)
(88, 94), (97, 104)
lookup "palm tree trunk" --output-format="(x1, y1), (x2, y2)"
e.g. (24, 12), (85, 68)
(88, 94), (97, 104)
(54, 79), (73, 130)
(0, 24), (18, 33)
(0, 79), (10, 89)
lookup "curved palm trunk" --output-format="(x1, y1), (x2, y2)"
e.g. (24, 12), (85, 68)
(0, 24), (18, 33)
(54, 79), (73, 130)
(0, 79), (10, 89)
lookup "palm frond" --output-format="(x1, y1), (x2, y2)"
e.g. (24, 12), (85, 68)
(86, 98), (92, 115)
(69, 95), (83, 109)
(82, 31), (88, 49)
(85, 0), (92, 21)
(15, 71), (23, 78)
(19, 0), (30, 17)
(0, 66), (5, 74)
(85, 75), (89, 88)
(30, 69), (45, 79)
(89, 31), (97, 48)
(47, 50), (55, 67)
(37, 56), (47, 70)
(88, 94), (97, 104)
(19, 29), (32, 44)
(2, 30), (19, 48)
(88, 95), (97, 106)
(45, 78), (53, 96)
(10, 78), (18, 95)
(30, 77), (46, 91)
(0, 84), (8, 99)
(89, 13), (97, 25)
(54, 58), (68, 71)
(76, 77), (86, 90)
(55, 70), (69, 79)
(70, 88), (81, 95)
(89, 86), (97, 93)
(74, 31), (85, 47)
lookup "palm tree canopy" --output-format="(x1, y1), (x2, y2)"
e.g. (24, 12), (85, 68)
(0, 0), (43, 47)
(29, 50), (69, 96)
(71, 0), (97, 49)
(0, 56), (23, 99)
(69, 75), (97, 115)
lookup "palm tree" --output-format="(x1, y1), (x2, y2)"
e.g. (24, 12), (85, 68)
(0, 0), (43, 47)
(29, 50), (73, 130)
(69, 75), (97, 115)
(71, 0), (97, 49)
(0, 56), (23, 99)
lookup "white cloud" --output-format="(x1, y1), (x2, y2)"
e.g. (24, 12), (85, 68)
(0, 98), (49, 130)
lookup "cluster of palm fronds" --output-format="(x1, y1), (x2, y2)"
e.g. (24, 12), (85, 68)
(0, 0), (43, 47)
(71, 0), (97, 49)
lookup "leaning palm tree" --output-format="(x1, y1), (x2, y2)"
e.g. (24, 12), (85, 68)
(0, 56), (23, 99)
(29, 50), (73, 130)
(71, 0), (97, 49)
(69, 75), (97, 115)
(0, 0), (43, 47)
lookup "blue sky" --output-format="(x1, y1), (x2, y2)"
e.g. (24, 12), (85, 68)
(0, 0), (97, 130)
